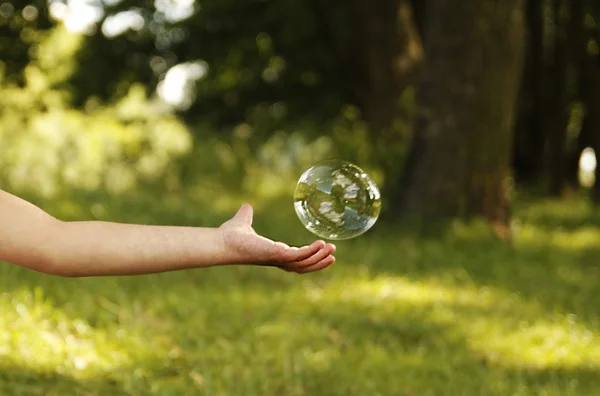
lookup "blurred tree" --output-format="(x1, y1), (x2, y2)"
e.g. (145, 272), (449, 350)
(546, 0), (580, 196)
(575, 1), (600, 203)
(345, 0), (422, 134)
(0, 0), (425, 204)
(512, 0), (547, 184)
(0, 20), (193, 197)
(0, 0), (52, 84)
(396, 0), (525, 237)
(18, 0), (600, 225)
(514, 0), (600, 199)
(566, 0), (589, 189)
(66, 0), (342, 126)
(37, 0), (425, 200)
(65, 0), (422, 144)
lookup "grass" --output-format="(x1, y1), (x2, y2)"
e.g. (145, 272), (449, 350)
(2, 188), (600, 395)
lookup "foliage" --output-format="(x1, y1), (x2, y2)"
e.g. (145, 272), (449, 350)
(67, 0), (356, 128)
(0, 25), (193, 197)
(0, 2), (407, 199)
(0, 0), (53, 84)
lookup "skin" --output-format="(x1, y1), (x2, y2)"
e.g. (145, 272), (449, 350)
(0, 189), (336, 277)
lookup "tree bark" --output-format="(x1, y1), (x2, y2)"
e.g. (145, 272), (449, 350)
(547, 0), (574, 196)
(513, 0), (547, 184)
(397, 0), (525, 238)
(348, 0), (423, 134)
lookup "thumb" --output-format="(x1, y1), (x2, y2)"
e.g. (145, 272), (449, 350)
(233, 203), (254, 225)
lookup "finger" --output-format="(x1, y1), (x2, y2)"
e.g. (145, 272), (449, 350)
(291, 243), (336, 269)
(294, 255), (336, 274)
(233, 203), (253, 225)
(278, 240), (325, 262)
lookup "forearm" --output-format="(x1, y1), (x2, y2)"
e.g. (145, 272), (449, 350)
(46, 221), (230, 277)
(1, 189), (336, 277)
(0, 189), (231, 277)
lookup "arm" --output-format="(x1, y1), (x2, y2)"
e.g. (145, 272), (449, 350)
(0, 189), (335, 277)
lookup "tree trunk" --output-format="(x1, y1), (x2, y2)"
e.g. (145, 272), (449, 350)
(397, 0), (525, 238)
(513, 0), (547, 184)
(546, 0), (577, 196)
(566, 0), (588, 189)
(342, 0), (423, 215)
(560, 0), (600, 198)
(348, 0), (423, 134)
(575, 9), (600, 203)
(409, 0), (427, 41)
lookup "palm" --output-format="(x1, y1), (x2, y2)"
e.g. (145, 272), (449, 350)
(222, 221), (280, 262)
(220, 204), (336, 273)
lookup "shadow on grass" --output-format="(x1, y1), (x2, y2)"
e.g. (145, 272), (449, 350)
(301, 297), (600, 395)
(0, 364), (129, 396)
(316, 199), (600, 332)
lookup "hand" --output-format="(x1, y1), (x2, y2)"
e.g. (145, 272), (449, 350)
(219, 203), (336, 274)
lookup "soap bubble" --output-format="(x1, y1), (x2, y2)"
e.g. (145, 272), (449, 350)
(293, 159), (381, 240)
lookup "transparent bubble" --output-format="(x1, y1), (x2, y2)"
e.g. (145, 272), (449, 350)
(294, 159), (381, 240)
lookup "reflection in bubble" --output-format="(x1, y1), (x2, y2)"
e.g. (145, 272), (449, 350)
(293, 160), (381, 240)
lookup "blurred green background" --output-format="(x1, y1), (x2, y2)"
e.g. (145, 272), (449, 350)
(2, 0), (600, 394)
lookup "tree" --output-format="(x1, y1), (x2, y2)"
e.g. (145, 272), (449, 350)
(512, 0), (547, 185)
(66, 0), (423, 136)
(546, 0), (581, 196)
(344, 0), (422, 134)
(0, 0), (53, 84)
(397, 0), (526, 237)
(575, 2), (600, 203)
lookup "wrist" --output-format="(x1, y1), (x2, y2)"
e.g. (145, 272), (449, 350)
(216, 226), (244, 265)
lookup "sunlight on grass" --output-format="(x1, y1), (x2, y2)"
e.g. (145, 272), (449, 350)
(0, 287), (153, 379)
(520, 199), (594, 221)
(304, 276), (494, 307)
(519, 223), (600, 252)
(305, 275), (600, 371)
(478, 318), (600, 368)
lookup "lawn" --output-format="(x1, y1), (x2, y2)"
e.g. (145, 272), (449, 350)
(1, 189), (600, 395)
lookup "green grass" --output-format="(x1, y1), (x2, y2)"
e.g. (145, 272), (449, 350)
(2, 190), (600, 395)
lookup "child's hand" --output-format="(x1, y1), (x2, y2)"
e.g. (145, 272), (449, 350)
(219, 203), (336, 274)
